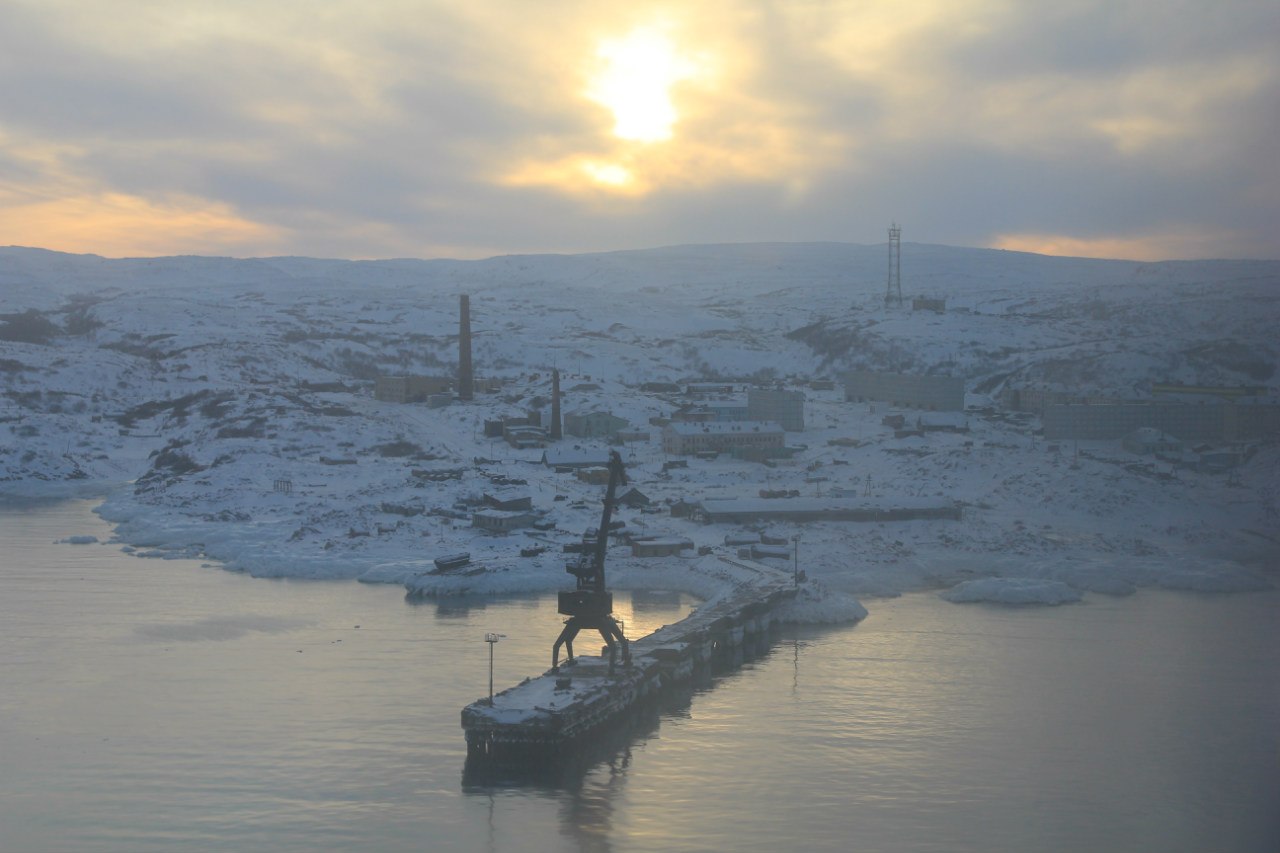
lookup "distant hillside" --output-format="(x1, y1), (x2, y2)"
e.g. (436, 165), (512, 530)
(2, 243), (1275, 595)
(2, 242), (1277, 401)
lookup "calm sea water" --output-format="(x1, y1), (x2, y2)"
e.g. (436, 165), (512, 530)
(2, 500), (1277, 852)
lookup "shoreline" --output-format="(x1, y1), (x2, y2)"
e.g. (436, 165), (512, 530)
(4, 486), (1272, 613)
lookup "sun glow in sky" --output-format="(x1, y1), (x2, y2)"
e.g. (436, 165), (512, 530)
(0, 0), (1277, 261)
(587, 27), (698, 143)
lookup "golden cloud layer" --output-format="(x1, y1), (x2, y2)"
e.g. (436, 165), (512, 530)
(3, 0), (1275, 259)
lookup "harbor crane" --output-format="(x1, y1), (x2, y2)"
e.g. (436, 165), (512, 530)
(552, 450), (631, 673)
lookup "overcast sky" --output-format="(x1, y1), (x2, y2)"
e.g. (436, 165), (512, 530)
(1, 0), (1277, 261)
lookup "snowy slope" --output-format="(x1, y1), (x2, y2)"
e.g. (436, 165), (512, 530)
(2, 242), (1276, 608)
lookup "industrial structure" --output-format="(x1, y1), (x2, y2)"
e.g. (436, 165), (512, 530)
(552, 451), (631, 673)
(461, 555), (796, 761)
(550, 368), (563, 440)
(885, 223), (903, 307)
(458, 294), (474, 401)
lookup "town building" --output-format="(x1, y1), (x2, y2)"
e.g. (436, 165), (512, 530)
(374, 375), (451, 403)
(616, 488), (651, 508)
(748, 388), (805, 431)
(670, 402), (750, 423)
(668, 498), (698, 518)
(640, 382), (682, 394)
(564, 409), (629, 439)
(916, 412), (970, 433)
(503, 424), (547, 449)
(482, 492), (533, 512)
(1000, 387), (1116, 415)
(471, 509), (536, 532)
(1043, 401), (1280, 442)
(685, 382), (736, 397)
(693, 496), (962, 524)
(631, 537), (695, 557)
(844, 370), (965, 411)
(661, 421), (786, 456)
(541, 448), (613, 469)
(487, 414), (536, 438)
(1122, 427), (1182, 455)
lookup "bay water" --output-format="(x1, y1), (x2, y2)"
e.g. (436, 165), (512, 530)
(2, 500), (1276, 852)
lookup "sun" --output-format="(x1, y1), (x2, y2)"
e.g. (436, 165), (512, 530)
(587, 27), (696, 143)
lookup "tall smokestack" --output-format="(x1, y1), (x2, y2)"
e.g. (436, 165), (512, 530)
(458, 294), (474, 401)
(550, 368), (563, 440)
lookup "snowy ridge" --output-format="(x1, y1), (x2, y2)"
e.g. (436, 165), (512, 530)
(1, 242), (1277, 609)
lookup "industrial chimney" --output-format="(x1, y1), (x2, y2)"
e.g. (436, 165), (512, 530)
(458, 294), (474, 401)
(550, 368), (563, 440)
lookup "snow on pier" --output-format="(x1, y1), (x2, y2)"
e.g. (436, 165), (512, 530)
(461, 557), (797, 759)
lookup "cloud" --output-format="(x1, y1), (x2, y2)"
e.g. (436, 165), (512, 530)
(991, 229), (1263, 263)
(1, 0), (1277, 260)
(0, 189), (284, 257)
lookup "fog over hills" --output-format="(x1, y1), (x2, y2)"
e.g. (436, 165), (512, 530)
(2, 243), (1276, 605)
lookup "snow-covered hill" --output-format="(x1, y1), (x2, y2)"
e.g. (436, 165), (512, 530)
(2, 242), (1276, 606)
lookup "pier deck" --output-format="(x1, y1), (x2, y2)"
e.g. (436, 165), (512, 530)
(462, 557), (796, 758)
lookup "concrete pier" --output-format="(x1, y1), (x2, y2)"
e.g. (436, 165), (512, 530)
(462, 558), (796, 759)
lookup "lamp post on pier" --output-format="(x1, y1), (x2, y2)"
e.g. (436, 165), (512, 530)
(485, 632), (506, 705)
(792, 534), (801, 587)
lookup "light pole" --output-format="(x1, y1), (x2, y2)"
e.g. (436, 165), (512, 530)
(485, 632), (505, 705)
(792, 535), (801, 587)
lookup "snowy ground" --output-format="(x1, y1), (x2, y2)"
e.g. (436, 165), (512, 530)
(2, 242), (1276, 614)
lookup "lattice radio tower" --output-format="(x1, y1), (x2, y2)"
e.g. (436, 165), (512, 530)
(885, 222), (903, 307)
